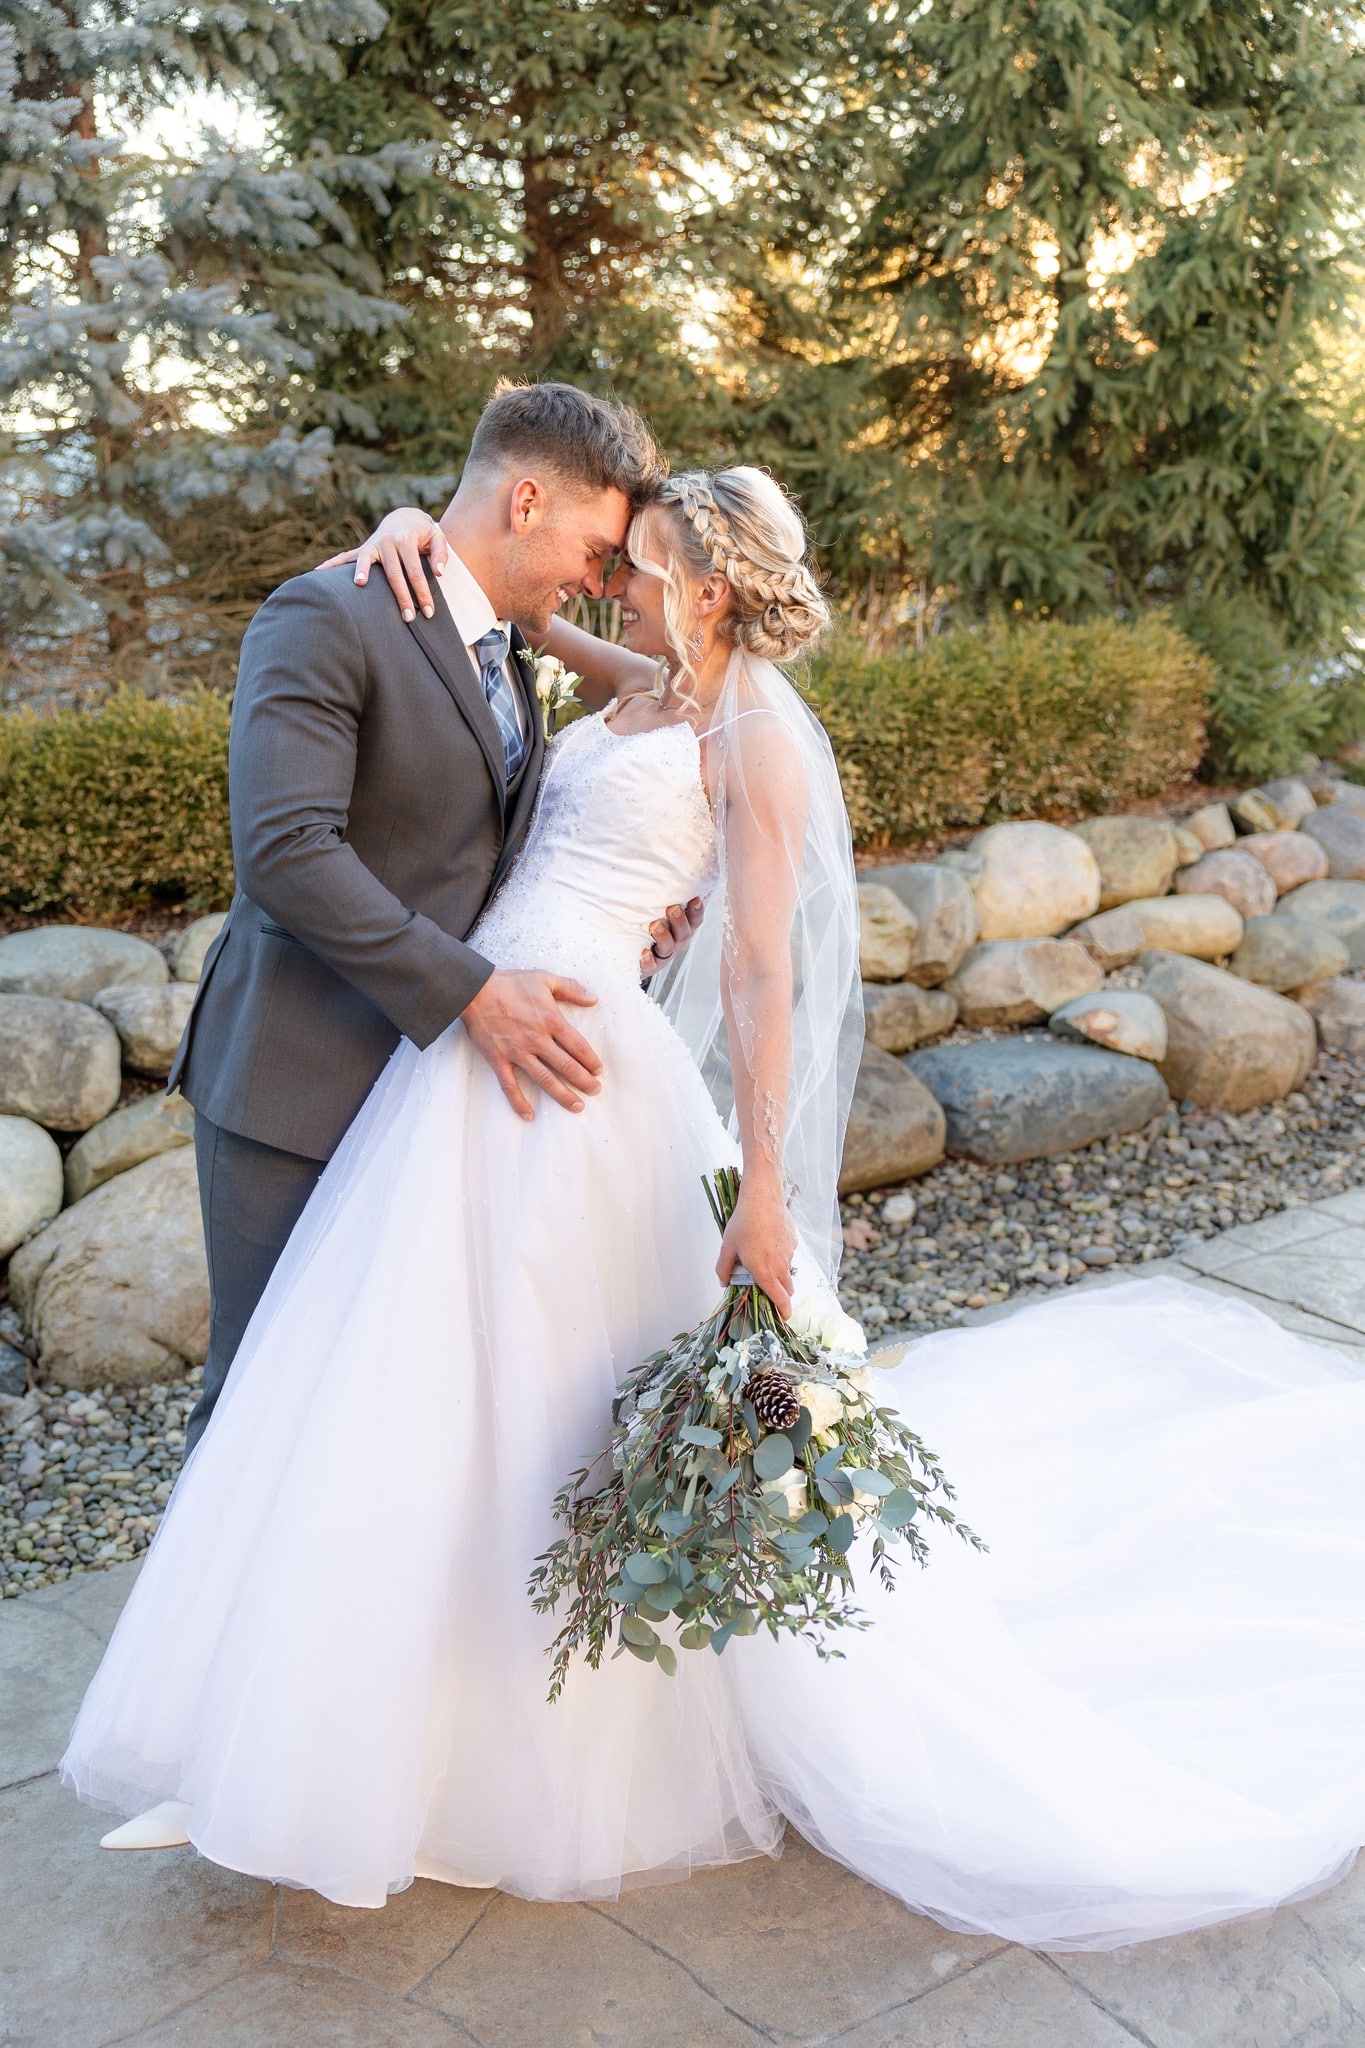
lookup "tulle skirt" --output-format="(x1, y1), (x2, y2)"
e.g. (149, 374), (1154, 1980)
(60, 982), (1365, 1946)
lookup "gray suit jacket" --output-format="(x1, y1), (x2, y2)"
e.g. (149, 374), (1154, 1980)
(170, 565), (545, 1161)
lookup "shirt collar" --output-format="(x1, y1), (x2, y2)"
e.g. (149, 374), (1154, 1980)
(434, 546), (507, 652)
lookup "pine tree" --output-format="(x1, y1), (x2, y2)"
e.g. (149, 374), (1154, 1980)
(263, 0), (876, 478)
(0, 0), (425, 694)
(847, 0), (1365, 659)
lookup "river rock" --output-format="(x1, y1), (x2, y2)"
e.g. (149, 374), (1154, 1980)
(907, 1037), (1169, 1164)
(857, 884), (918, 983)
(1315, 779), (1365, 816)
(1173, 827), (1204, 867)
(0, 996), (122, 1131)
(944, 939), (1103, 1028)
(868, 865), (977, 985)
(1238, 831), (1329, 894)
(1229, 916), (1349, 993)
(1048, 991), (1169, 1062)
(862, 983), (958, 1054)
(1300, 805), (1365, 881)
(965, 823), (1101, 940)
(838, 1043), (946, 1193)
(1124, 895), (1245, 960)
(1175, 850), (1276, 920)
(0, 926), (168, 1003)
(63, 1091), (196, 1205)
(1273, 879), (1365, 967)
(0, 1116), (63, 1259)
(1138, 951), (1316, 1112)
(1299, 978), (1365, 1055)
(8, 1148), (209, 1389)
(1231, 780), (1315, 833)
(92, 983), (198, 1077)
(1065, 906), (1146, 971)
(1070, 817), (1180, 908)
(170, 913), (228, 984)
(1183, 803), (1237, 851)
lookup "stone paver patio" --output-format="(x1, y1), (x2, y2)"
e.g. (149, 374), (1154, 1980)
(7, 1191), (1365, 2047)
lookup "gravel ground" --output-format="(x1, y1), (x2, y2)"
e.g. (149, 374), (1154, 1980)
(838, 1045), (1365, 1342)
(3, 1043), (1362, 1599)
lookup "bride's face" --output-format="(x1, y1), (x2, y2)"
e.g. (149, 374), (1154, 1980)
(604, 521), (671, 660)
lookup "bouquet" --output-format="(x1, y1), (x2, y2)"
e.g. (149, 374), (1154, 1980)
(532, 653), (581, 737)
(529, 1168), (982, 1700)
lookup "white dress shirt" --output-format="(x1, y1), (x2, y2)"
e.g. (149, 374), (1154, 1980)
(432, 548), (527, 743)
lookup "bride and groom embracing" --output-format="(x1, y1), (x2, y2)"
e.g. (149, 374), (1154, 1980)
(62, 380), (1365, 1950)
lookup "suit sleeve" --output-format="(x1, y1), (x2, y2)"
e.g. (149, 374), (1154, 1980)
(229, 573), (495, 1048)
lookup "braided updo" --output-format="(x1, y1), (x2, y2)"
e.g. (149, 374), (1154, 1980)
(631, 467), (830, 693)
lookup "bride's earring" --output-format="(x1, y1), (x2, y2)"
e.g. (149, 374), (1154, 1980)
(690, 626), (704, 653)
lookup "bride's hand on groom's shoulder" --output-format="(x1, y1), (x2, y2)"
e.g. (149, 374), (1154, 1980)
(316, 508), (445, 623)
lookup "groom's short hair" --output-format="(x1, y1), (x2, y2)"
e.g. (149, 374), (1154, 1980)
(466, 380), (666, 510)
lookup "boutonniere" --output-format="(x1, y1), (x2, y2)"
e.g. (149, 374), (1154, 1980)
(532, 653), (582, 738)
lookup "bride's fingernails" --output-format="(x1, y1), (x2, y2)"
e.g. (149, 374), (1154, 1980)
(422, 604), (434, 617)
(402, 608), (415, 623)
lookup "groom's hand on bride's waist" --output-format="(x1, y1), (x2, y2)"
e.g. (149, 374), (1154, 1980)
(640, 898), (704, 980)
(462, 970), (602, 1120)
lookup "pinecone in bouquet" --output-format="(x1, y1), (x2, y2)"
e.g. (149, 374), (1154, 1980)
(528, 1168), (983, 1699)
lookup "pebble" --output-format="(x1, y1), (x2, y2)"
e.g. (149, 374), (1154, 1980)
(0, 1361), (200, 1596)
(837, 1046), (1365, 1344)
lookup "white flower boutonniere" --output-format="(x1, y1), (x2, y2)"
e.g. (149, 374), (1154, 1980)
(533, 654), (581, 737)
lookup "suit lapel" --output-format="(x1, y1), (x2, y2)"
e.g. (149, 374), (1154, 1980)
(406, 607), (507, 802)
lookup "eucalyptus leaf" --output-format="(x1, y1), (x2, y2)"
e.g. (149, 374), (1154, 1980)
(789, 1407), (814, 1453)
(655, 1643), (678, 1677)
(879, 1489), (919, 1528)
(826, 1512), (855, 1553)
(843, 1467), (895, 1496)
(620, 1615), (658, 1648)
(753, 1432), (794, 1480)
(679, 1424), (723, 1447)
(623, 1552), (669, 1585)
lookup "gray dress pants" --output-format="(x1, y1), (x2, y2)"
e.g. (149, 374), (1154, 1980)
(185, 1114), (326, 1456)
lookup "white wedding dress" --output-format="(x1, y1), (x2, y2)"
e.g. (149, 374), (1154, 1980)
(62, 711), (1365, 1949)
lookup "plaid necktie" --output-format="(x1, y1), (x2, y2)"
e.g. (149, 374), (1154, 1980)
(473, 625), (527, 783)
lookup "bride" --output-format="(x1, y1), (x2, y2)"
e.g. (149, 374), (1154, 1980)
(61, 467), (1365, 1952)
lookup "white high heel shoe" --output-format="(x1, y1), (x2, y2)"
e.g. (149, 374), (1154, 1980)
(99, 1800), (192, 1850)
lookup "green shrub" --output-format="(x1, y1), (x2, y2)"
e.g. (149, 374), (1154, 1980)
(1179, 597), (1365, 783)
(805, 615), (1212, 846)
(0, 689), (233, 917)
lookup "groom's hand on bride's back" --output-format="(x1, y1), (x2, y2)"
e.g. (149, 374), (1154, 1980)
(463, 971), (602, 1120)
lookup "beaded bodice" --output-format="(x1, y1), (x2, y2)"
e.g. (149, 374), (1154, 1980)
(472, 711), (719, 984)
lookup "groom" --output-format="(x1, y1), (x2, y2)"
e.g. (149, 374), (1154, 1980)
(171, 381), (687, 1455)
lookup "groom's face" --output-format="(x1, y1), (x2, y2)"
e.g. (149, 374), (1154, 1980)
(496, 477), (632, 636)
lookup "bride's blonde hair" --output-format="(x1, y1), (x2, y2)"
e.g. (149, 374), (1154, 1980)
(628, 466), (831, 702)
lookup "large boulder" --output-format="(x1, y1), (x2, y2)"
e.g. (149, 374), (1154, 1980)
(964, 823), (1101, 940)
(1183, 802), (1237, 851)
(1048, 991), (1168, 1063)
(838, 1043), (945, 1193)
(0, 925), (167, 1003)
(1273, 879), (1365, 967)
(1229, 916), (1349, 993)
(1231, 779), (1316, 833)
(170, 913), (227, 984)
(943, 939), (1103, 1028)
(0, 995), (122, 1131)
(1300, 805), (1365, 881)
(1299, 978), (1365, 1055)
(92, 982), (197, 1077)
(1175, 850), (1276, 920)
(908, 1037), (1169, 1163)
(1065, 906), (1145, 971)
(8, 1148), (209, 1389)
(858, 883), (918, 983)
(1172, 827), (1204, 868)
(1069, 817), (1180, 908)
(0, 1116), (63, 1259)
(868, 864), (977, 985)
(1125, 894), (1244, 961)
(861, 983), (957, 1055)
(1238, 831), (1329, 894)
(1138, 951), (1316, 1112)
(63, 1091), (196, 1205)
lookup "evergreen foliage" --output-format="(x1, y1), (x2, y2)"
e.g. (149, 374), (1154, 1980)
(0, 0), (427, 688)
(848, 0), (1365, 658)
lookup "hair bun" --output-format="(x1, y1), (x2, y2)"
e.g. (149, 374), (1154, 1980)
(656, 468), (831, 662)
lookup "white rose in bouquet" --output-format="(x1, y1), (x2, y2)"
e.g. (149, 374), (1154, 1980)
(789, 1291), (867, 1357)
(794, 1380), (844, 1434)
